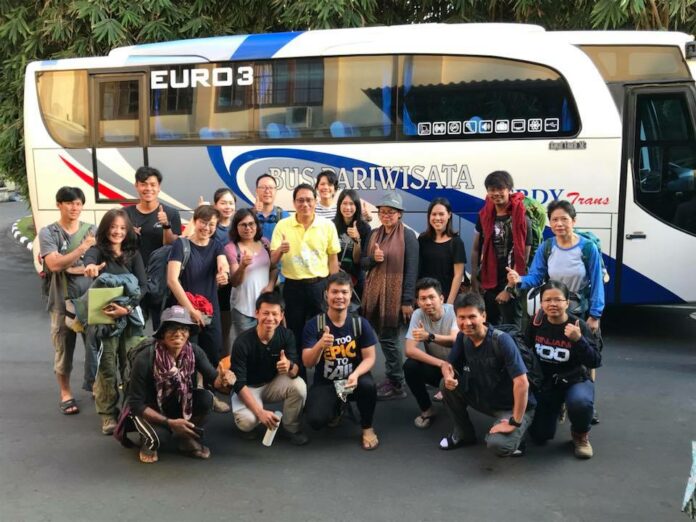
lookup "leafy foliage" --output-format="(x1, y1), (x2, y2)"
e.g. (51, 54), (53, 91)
(1, 0), (694, 197)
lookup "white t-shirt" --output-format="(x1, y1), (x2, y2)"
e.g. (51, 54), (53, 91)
(406, 304), (458, 360)
(224, 242), (271, 318)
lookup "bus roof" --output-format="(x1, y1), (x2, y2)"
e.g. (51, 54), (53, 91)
(550, 30), (694, 48)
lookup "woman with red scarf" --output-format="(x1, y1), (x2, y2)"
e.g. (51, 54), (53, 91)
(126, 306), (235, 463)
(470, 171), (531, 328)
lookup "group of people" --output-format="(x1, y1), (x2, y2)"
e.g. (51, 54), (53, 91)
(39, 166), (604, 464)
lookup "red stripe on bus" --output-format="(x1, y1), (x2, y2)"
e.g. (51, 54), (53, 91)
(59, 155), (128, 202)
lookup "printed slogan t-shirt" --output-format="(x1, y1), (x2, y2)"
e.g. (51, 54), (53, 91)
(302, 315), (377, 385)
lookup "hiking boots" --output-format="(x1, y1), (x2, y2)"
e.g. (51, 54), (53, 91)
(101, 416), (117, 436)
(571, 431), (593, 459)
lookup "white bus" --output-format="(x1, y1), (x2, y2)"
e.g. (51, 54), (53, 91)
(24, 23), (696, 305)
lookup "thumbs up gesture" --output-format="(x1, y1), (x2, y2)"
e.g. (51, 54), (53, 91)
(373, 242), (384, 263)
(276, 349), (291, 374)
(564, 319), (582, 342)
(254, 198), (264, 213)
(279, 233), (290, 254)
(347, 221), (360, 242)
(197, 195), (207, 207)
(506, 266), (521, 286)
(240, 247), (254, 268)
(157, 205), (169, 226)
(84, 261), (106, 278)
(412, 320), (429, 342)
(320, 325), (334, 349)
(216, 263), (229, 286)
(80, 230), (96, 254)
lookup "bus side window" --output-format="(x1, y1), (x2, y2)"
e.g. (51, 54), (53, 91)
(634, 92), (696, 234)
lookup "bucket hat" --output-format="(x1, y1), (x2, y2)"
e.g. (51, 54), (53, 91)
(154, 305), (199, 338)
(376, 192), (404, 211)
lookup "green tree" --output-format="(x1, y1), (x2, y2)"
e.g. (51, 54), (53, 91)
(1, 0), (695, 197)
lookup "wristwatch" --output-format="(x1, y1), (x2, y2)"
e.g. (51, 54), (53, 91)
(508, 416), (522, 427)
(162, 223), (172, 230)
(427, 332), (435, 343)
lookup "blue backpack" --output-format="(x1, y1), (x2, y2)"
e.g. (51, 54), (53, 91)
(145, 238), (191, 305)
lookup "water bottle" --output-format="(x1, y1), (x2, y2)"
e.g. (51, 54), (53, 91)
(262, 411), (283, 447)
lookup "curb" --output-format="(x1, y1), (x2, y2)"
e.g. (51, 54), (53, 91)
(11, 219), (33, 252)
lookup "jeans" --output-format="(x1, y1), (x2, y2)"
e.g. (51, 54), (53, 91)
(133, 388), (213, 451)
(230, 308), (258, 345)
(403, 359), (443, 412)
(376, 325), (405, 386)
(441, 381), (534, 456)
(483, 283), (523, 330)
(530, 380), (595, 441)
(305, 374), (376, 429)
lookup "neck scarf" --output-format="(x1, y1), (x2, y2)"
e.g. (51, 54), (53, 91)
(363, 221), (405, 329)
(478, 192), (528, 290)
(154, 339), (196, 420)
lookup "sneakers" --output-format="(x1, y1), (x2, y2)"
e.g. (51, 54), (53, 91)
(213, 395), (231, 413)
(511, 439), (527, 457)
(282, 428), (310, 446)
(377, 380), (407, 400)
(571, 432), (593, 459)
(101, 416), (117, 436)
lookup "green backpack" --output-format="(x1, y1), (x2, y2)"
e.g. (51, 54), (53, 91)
(522, 196), (547, 267)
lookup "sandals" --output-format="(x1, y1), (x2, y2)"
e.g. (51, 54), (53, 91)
(361, 429), (379, 451)
(139, 447), (159, 464)
(414, 413), (436, 429)
(59, 398), (79, 415)
(178, 437), (211, 459)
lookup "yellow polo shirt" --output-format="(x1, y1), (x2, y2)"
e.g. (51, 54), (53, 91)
(271, 214), (341, 280)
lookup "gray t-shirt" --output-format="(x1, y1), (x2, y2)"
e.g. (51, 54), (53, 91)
(39, 222), (96, 312)
(406, 303), (458, 360)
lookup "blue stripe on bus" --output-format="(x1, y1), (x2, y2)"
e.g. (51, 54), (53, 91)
(230, 32), (303, 60)
(206, 146), (686, 305)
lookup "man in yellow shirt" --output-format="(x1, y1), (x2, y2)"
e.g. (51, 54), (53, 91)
(271, 183), (341, 375)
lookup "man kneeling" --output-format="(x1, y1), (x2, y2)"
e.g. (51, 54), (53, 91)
(127, 306), (235, 463)
(230, 292), (308, 445)
(302, 272), (379, 450)
(440, 293), (535, 456)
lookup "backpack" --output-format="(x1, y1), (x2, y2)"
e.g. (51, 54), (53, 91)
(316, 312), (362, 340)
(114, 337), (155, 447)
(490, 324), (545, 391)
(536, 231), (608, 315)
(40, 222), (92, 299)
(145, 238), (191, 305)
(521, 196), (547, 268)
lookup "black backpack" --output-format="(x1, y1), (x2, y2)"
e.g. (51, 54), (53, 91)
(145, 238), (191, 304)
(316, 312), (362, 340)
(490, 324), (544, 391)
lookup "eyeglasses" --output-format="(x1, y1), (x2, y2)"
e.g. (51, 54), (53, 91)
(542, 298), (567, 304)
(378, 209), (399, 216)
(257, 186), (276, 192)
(239, 222), (257, 228)
(295, 198), (315, 205)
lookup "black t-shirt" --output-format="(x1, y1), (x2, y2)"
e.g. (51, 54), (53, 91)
(475, 215), (532, 285)
(525, 314), (601, 384)
(231, 326), (299, 393)
(301, 314), (377, 385)
(83, 247), (147, 302)
(418, 236), (466, 298)
(168, 237), (224, 311)
(125, 204), (182, 264)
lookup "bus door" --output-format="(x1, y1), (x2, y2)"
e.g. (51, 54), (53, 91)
(618, 84), (696, 304)
(90, 73), (147, 202)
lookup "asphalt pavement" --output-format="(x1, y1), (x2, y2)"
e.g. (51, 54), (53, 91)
(1, 200), (694, 522)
